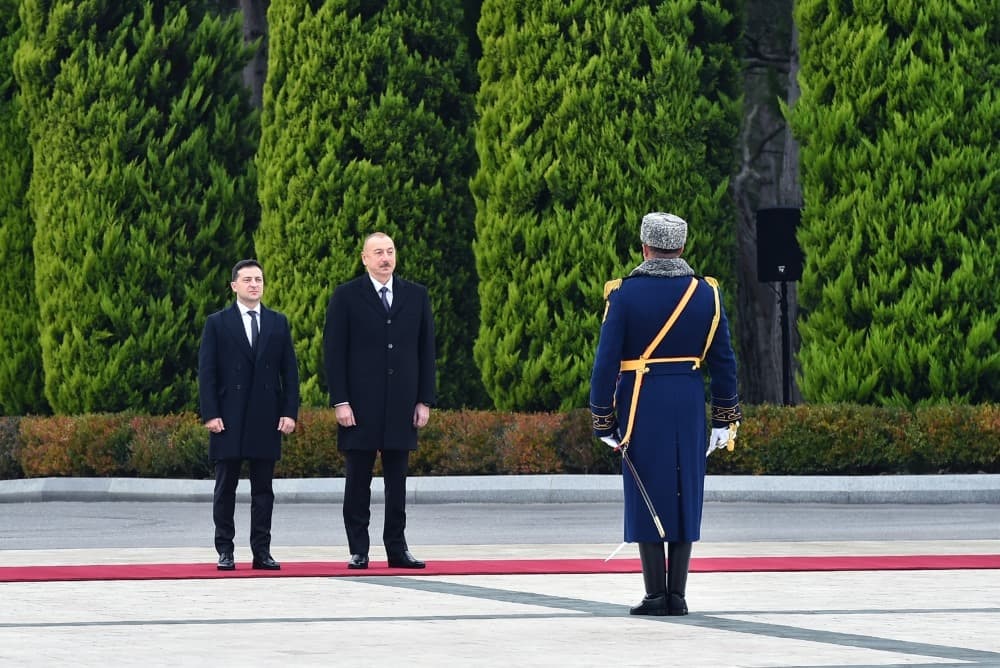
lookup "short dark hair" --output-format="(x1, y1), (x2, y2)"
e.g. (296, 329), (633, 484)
(231, 259), (263, 282)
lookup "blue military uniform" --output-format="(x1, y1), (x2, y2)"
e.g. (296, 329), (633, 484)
(589, 211), (741, 616)
(590, 271), (740, 542)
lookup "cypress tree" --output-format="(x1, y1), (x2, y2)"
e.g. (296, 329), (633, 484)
(257, 0), (481, 408)
(791, 0), (1000, 405)
(473, 0), (741, 410)
(14, 1), (258, 414)
(0, 0), (47, 415)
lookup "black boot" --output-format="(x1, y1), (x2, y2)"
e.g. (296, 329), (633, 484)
(629, 542), (667, 616)
(667, 541), (692, 615)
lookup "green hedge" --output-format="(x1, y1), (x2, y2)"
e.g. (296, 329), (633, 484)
(473, 0), (742, 411)
(0, 0), (46, 415)
(1, 404), (997, 480)
(14, 2), (258, 414)
(257, 0), (483, 409)
(791, 0), (1000, 405)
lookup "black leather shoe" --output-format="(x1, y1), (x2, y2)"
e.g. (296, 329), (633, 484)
(629, 593), (668, 616)
(252, 553), (280, 570)
(217, 552), (235, 571)
(667, 592), (688, 616)
(387, 550), (426, 569)
(347, 554), (369, 569)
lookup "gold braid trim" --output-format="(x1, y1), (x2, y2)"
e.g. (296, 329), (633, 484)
(711, 400), (743, 424)
(590, 405), (616, 431)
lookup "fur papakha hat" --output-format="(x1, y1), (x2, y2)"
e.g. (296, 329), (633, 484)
(640, 211), (687, 250)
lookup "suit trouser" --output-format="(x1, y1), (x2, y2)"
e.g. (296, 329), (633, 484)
(213, 458), (275, 556)
(343, 449), (410, 556)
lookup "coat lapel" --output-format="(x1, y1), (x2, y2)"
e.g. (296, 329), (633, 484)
(225, 303), (254, 360)
(388, 277), (408, 315)
(358, 275), (388, 314)
(256, 306), (275, 359)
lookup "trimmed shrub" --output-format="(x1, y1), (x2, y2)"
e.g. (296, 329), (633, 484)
(257, 0), (483, 408)
(410, 409), (506, 475)
(913, 404), (1000, 474)
(792, 0), (1000, 405)
(4, 404), (998, 478)
(18, 416), (75, 476)
(14, 1), (258, 414)
(473, 0), (742, 410)
(0, 0), (46, 415)
(416, 409), (612, 475)
(130, 413), (211, 478)
(274, 407), (343, 478)
(556, 407), (618, 474)
(735, 404), (916, 475)
(498, 412), (564, 474)
(0, 415), (22, 479)
(18, 414), (132, 477)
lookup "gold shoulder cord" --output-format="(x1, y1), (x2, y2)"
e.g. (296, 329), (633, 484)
(702, 277), (740, 451)
(700, 277), (722, 360)
(602, 278), (622, 322)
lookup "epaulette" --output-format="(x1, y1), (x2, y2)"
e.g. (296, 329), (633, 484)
(601, 277), (626, 323)
(703, 276), (719, 288)
(603, 278), (623, 299)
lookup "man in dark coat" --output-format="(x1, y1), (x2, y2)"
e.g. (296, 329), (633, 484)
(323, 232), (436, 570)
(198, 259), (299, 571)
(590, 212), (741, 616)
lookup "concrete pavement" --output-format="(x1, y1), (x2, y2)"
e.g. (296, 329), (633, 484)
(1, 541), (998, 667)
(2, 475), (998, 667)
(2, 473), (1000, 503)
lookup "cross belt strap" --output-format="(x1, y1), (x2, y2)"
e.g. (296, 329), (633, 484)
(621, 278), (719, 448)
(619, 356), (702, 372)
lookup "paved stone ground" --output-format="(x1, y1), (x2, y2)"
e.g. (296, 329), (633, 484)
(1, 540), (997, 667)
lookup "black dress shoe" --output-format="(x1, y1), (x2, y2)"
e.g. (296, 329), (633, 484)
(252, 553), (281, 570)
(217, 552), (235, 571)
(629, 593), (668, 616)
(667, 592), (688, 616)
(347, 554), (369, 569)
(387, 550), (426, 569)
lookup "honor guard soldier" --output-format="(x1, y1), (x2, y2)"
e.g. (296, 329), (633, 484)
(590, 212), (742, 616)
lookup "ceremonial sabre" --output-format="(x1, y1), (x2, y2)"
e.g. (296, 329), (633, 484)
(620, 444), (665, 539)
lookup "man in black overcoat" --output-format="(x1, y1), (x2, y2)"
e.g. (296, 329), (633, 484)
(323, 232), (436, 569)
(198, 259), (299, 571)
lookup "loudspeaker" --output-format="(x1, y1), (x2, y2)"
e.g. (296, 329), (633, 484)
(756, 207), (804, 282)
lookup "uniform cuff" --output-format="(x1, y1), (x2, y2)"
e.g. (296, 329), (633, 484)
(590, 403), (617, 437)
(711, 395), (742, 428)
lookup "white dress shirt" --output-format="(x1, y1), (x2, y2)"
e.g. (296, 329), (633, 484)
(369, 275), (393, 308)
(236, 302), (260, 347)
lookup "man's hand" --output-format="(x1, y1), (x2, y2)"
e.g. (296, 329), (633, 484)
(277, 417), (296, 434)
(335, 404), (356, 427)
(413, 402), (430, 428)
(204, 418), (225, 434)
(600, 436), (621, 451)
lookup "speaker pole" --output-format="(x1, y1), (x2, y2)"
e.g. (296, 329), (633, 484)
(756, 206), (803, 406)
(780, 281), (791, 405)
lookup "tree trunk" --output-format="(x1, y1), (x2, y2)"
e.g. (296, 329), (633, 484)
(239, 0), (269, 108)
(732, 0), (802, 404)
(777, 19), (803, 405)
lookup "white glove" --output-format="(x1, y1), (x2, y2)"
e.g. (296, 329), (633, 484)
(707, 427), (730, 457)
(600, 436), (621, 451)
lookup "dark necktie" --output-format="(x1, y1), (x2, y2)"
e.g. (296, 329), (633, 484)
(379, 286), (390, 312)
(248, 310), (259, 351)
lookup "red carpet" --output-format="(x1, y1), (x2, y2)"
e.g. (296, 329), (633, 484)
(1, 554), (998, 583)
